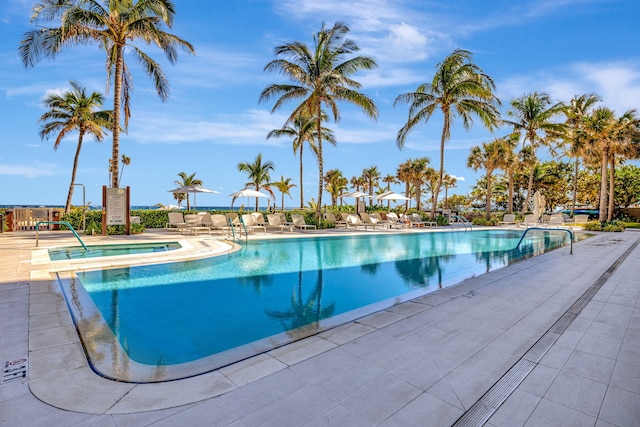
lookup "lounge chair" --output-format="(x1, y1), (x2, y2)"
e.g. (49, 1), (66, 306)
(370, 213), (393, 229)
(291, 214), (317, 230)
(519, 214), (539, 228)
(267, 214), (292, 232)
(251, 212), (268, 229)
(546, 213), (567, 228)
(570, 214), (590, 227)
(385, 212), (406, 229)
(241, 214), (267, 233)
(346, 214), (375, 230)
(498, 214), (517, 227)
(408, 213), (436, 227)
(323, 212), (347, 228)
(166, 212), (186, 230)
(359, 212), (386, 230)
(276, 213), (294, 228)
(183, 214), (211, 235)
(206, 214), (230, 235)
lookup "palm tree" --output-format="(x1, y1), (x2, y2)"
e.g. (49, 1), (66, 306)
(260, 22), (378, 218)
(395, 48), (501, 219)
(21, 0), (195, 188)
(118, 154), (131, 185)
(442, 174), (457, 209)
(563, 94), (601, 216)
(606, 110), (640, 220)
(504, 92), (567, 215)
(267, 114), (335, 208)
(361, 166), (381, 206)
(273, 176), (296, 210)
(396, 160), (413, 211)
(467, 138), (508, 220)
(324, 169), (348, 207)
(237, 153), (276, 210)
(382, 174), (398, 210)
(38, 81), (112, 213)
(174, 172), (202, 211)
(498, 133), (520, 214)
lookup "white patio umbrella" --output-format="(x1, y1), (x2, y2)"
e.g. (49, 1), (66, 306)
(168, 185), (219, 210)
(375, 191), (410, 211)
(230, 188), (269, 210)
(533, 190), (545, 223)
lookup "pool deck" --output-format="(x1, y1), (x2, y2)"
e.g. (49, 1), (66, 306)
(1, 227), (639, 426)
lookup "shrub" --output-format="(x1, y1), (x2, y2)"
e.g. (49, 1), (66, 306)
(583, 220), (625, 232)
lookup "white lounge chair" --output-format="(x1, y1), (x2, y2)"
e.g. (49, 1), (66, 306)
(183, 214), (210, 235)
(498, 214), (517, 227)
(241, 214), (267, 233)
(520, 214), (539, 228)
(359, 212), (386, 230)
(291, 214), (316, 230)
(166, 212), (186, 230)
(267, 214), (292, 232)
(323, 212), (347, 228)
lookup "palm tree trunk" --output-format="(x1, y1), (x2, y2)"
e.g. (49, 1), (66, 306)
(405, 182), (410, 211)
(432, 115), (448, 219)
(598, 152), (608, 222)
(111, 45), (125, 188)
(316, 118), (323, 218)
(415, 180), (422, 211)
(607, 156), (615, 222)
(508, 171), (514, 214)
(521, 167), (535, 216)
(571, 158), (579, 216)
(65, 131), (85, 213)
(485, 171), (492, 220)
(299, 145), (304, 209)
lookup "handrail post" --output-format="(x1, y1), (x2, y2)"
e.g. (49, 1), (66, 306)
(35, 221), (88, 251)
(515, 227), (574, 254)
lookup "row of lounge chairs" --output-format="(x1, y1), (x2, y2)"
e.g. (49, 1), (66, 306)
(498, 213), (590, 229)
(323, 212), (436, 230)
(165, 212), (317, 236)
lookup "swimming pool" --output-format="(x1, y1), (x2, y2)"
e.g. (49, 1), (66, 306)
(48, 242), (181, 260)
(59, 229), (574, 382)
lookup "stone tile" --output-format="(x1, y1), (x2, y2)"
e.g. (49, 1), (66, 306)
(561, 350), (615, 384)
(430, 366), (495, 410)
(380, 392), (463, 427)
(356, 310), (405, 329)
(29, 343), (87, 378)
(219, 353), (287, 387)
(525, 397), (596, 427)
(342, 375), (421, 424)
(391, 354), (447, 391)
(599, 385), (640, 427)
(305, 405), (372, 427)
(386, 301), (430, 317)
(488, 389), (541, 427)
(318, 322), (375, 345)
(315, 360), (387, 402)
(609, 360), (640, 394)
(539, 343), (574, 370)
(462, 345), (518, 381)
(268, 336), (337, 366)
(364, 334), (427, 373)
(543, 371), (607, 417)
(150, 397), (238, 426)
(519, 364), (560, 397)
(289, 347), (359, 383)
(28, 324), (78, 351)
(429, 335), (484, 367)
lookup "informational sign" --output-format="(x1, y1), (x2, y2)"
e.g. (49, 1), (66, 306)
(106, 188), (127, 225)
(2, 358), (28, 384)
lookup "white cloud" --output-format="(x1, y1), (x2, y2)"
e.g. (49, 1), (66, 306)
(0, 163), (56, 178)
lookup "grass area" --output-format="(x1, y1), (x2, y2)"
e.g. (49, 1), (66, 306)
(622, 221), (640, 229)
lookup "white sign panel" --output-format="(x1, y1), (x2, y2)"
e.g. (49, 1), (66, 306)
(106, 188), (127, 225)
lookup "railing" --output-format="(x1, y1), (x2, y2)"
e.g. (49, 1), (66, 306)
(227, 218), (248, 242)
(515, 227), (574, 255)
(451, 215), (472, 231)
(35, 221), (88, 251)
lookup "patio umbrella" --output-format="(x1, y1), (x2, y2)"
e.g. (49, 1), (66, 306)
(533, 190), (545, 223)
(375, 191), (410, 211)
(230, 188), (269, 210)
(343, 191), (372, 213)
(168, 185), (219, 210)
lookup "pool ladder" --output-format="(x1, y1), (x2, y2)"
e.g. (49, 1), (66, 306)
(227, 218), (248, 242)
(450, 215), (472, 231)
(515, 227), (574, 254)
(35, 221), (88, 251)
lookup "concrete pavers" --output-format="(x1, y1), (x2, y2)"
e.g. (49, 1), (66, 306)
(0, 229), (639, 426)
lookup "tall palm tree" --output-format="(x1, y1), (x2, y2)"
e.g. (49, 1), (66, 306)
(361, 166), (381, 206)
(273, 176), (296, 210)
(396, 160), (413, 211)
(174, 172), (202, 211)
(504, 92), (567, 215)
(395, 48), (501, 219)
(606, 110), (640, 220)
(21, 0), (195, 188)
(324, 169), (347, 207)
(118, 154), (131, 185)
(382, 174), (398, 210)
(564, 94), (601, 216)
(237, 153), (276, 210)
(38, 81), (112, 213)
(467, 138), (508, 220)
(267, 114), (335, 208)
(406, 157), (430, 211)
(260, 22), (378, 218)
(498, 132), (521, 214)
(442, 174), (457, 209)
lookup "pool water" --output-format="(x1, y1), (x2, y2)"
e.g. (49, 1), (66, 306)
(60, 229), (574, 382)
(49, 242), (181, 260)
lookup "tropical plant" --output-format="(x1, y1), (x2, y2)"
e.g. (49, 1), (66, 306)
(21, 0), (195, 188)
(273, 175), (296, 210)
(606, 110), (640, 220)
(441, 174), (457, 209)
(504, 92), (567, 215)
(260, 21), (378, 218)
(324, 169), (348, 207)
(467, 138), (508, 220)
(38, 80), (112, 213)
(381, 174), (398, 209)
(361, 166), (381, 205)
(118, 154), (131, 185)
(563, 94), (601, 215)
(267, 114), (335, 208)
(174, 172), (202, 211)
(237, 153), (276, 210)
(395, 48), (501, 219)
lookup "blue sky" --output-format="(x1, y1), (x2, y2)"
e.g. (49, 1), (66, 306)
(1, 0), (639, 208)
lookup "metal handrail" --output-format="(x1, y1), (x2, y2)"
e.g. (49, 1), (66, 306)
(451, 215), (472, 231)
(35, 221), (88, 251)
(515, 227), (574, 254)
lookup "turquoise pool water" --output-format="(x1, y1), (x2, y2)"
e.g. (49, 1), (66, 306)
(49, 242), (181, 260)
(59, 229), (573, 382)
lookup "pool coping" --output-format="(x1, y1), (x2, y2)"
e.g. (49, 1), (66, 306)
(26, 226), (590, 414)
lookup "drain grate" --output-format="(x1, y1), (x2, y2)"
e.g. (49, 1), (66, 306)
(452, 236), (640, 427)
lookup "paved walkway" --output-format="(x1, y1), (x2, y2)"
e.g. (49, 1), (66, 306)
(0, 228), (639, 426)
